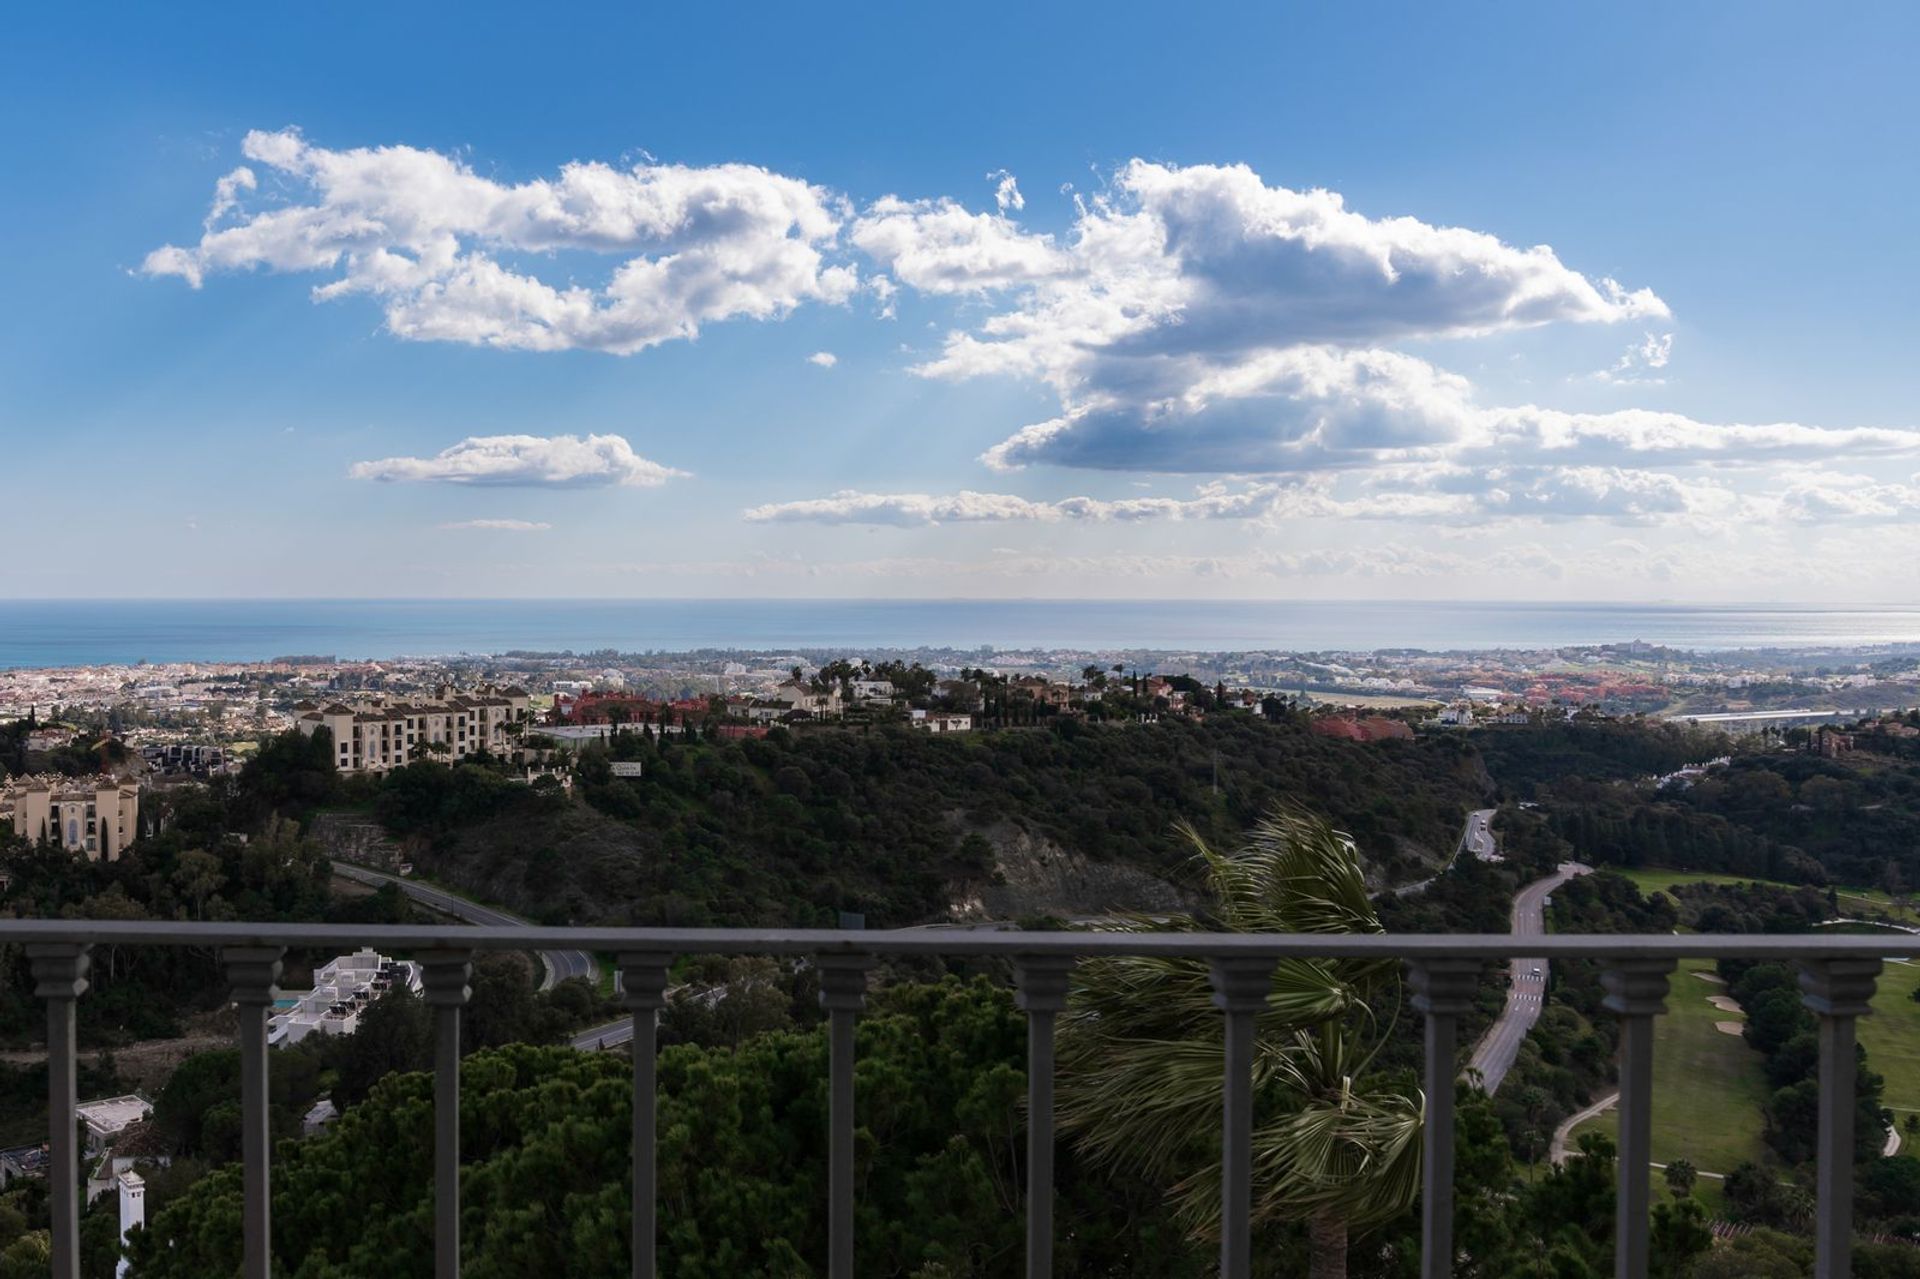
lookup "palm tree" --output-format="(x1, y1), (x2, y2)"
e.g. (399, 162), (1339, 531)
(1056, 808), (1422, 1279)
(1663, 1157), (1697, 1201)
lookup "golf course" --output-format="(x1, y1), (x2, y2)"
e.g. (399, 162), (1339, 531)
(1568, 868), (1920, 1200)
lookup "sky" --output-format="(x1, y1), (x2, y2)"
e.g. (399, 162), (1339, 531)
(3, 2), (1918, 603)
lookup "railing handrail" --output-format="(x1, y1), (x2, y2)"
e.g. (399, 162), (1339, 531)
(3, 917), (1918, 960)
(14, 917), (1894, 1279)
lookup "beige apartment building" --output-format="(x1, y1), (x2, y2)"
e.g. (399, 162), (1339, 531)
(1, 775), (141, 861)
(292, 684), (532, 774)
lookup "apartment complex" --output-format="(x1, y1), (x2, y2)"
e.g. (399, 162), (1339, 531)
(292, 684), (532, 774)
(0, 774), (140, 860)
(268, 948), (420, 1046)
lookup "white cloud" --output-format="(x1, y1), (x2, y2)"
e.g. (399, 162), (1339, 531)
(849, 195), (1071, 295)
(744, 467), (1750, 530)
(744, 483), (1316, 526)
(979, 343), (1920, 478)
(1772, 473), (1920, 522)
(350, 433), (685, 487)
(914, 158), (1666, 393)
(1476, 465), (1737, 524)
(1592, 331), (1674, 384)
(988, 170), (1025, 213)
(143, 129), (857, 354)
(148, 141), (1920, 544)
(437, 518), (553, 532)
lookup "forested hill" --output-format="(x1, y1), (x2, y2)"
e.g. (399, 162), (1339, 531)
(1472, 719), (1920, 890)
(299, 714), (1489, 929)
(1471, 719), (1731, 799)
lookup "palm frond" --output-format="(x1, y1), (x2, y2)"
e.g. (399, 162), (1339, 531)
(1057, 804), (1426, 1241)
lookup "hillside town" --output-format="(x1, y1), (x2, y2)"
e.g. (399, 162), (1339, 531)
(7, 641), (1920, 865)
(5, 639), (1919, 754)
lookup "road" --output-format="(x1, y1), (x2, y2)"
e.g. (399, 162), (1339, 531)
(571, 1017), (637, 1052)
(1467, 859), (1591, 1094)
(1461, 808), (1498, 861)
(331, 862), (598, 991)
(1388, 807), (1499, 898)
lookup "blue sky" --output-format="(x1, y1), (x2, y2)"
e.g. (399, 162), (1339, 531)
(4, 2), (1918, 601)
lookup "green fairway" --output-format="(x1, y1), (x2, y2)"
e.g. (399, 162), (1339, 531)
(1574, 959), (1775, 1177)
(1865, 960), (1920, 1123)
(1610, 867), (1794, 897)
(1609, 866), (1920, 927)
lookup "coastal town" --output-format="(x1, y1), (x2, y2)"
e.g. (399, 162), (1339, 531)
(6, 639), (1920, 863)
(5, 639), (1919, 752)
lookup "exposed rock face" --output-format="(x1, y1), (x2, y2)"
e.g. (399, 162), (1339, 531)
(953, 820), (1195, 921)
(308, 812), (406, 870)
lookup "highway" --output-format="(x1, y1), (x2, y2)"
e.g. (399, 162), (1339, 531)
(1672, 707), (1859, 725)
(570, 1017), (637, 1052)
(1467, 859), (1591, 1094)
(330, 862), (599, 991)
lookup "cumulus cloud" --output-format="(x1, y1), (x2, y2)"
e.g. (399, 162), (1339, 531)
(849, 194), (1071, 295)
(437, 518), (553, 531)
(1476, 466), (1738, 524)
(143, 129), (857, 354)
(979, 344), (1920, 477)
(1772, 473), (1920, 522)
(988, 170), (1024, 213)
(148, 139), (1920, 539)
(350, 433), (685, 487)
(914, 158), (1666, 392)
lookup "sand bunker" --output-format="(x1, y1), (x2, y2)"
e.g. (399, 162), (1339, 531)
(1715, 1021), (1744, 1035)
(1691, 971), (1727, 985)
(1707, 995), (1742, 1013)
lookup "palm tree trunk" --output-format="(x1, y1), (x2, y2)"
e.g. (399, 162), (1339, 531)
(1307, 1207), (1348, 1279)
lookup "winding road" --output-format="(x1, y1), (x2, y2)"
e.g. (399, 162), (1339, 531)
(1468, 859), (1592, 1094)
(1388, 807), (1500, 899)
(331, 861), (599, 991)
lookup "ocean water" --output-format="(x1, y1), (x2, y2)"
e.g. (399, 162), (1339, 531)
(4, 599), (1920, 668)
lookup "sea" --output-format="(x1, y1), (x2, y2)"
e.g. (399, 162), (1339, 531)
(4, 599), (1920, 669)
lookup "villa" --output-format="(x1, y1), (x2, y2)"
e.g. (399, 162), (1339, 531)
(268, 948), (421, 1046)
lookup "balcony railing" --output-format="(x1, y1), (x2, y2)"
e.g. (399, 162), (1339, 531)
(6, 921), (1902, 1279)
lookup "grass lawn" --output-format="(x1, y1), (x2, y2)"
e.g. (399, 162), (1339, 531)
(1568, 869), (1920, 1185)
(1864, 959), (1920, 1122)
(1574, 959), (1775, 1180)
(1611, 866), (1920, 928)
(1611, 867), (1794, 897)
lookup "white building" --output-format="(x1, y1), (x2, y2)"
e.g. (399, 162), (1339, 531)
(76, 1096), (151, 1159)
(292, 684), (532, 774)
(268, 949), (420, 1047)
(116, 1171), (144, 1279)
(910, 711), (974, 734)
(769, 679), (843, 718)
